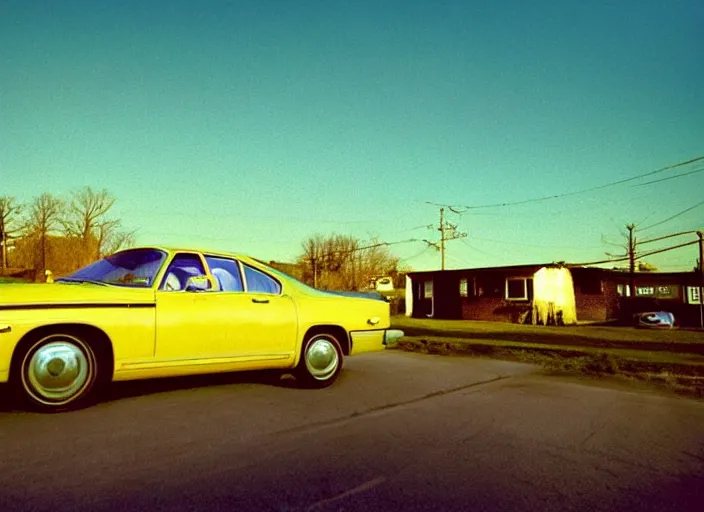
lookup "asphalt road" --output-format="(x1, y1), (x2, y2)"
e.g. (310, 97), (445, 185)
(1, 351), (703, 512)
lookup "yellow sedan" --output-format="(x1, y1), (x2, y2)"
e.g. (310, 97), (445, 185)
(0, 246), (402, 412)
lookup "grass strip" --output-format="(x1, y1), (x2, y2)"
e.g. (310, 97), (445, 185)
(388, 336), (704, 398)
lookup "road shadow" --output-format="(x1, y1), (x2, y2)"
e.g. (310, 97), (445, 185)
(103, 369), (302, 403)
(0, 370), (303, 413)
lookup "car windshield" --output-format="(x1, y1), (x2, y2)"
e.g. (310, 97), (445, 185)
(57, 248), (168, 287)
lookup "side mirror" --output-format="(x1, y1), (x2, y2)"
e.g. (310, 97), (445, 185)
(185, 275), (212, 292)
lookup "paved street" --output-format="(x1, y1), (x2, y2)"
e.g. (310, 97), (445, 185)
(1, 351), (703, 511)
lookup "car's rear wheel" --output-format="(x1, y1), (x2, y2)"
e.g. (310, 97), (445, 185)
(294, 333), (344, 388)
(13, 333), (100, 412)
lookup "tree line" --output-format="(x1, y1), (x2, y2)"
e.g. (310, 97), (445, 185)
(294, 233), (409, 291)
(0, 187), (135, 280)
(1, 188), (410, 289)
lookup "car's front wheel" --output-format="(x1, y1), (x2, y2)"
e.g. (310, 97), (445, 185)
(294, 332), (344, 388)
(13, 332), (100, 412)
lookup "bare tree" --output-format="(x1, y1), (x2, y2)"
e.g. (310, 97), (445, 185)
(298, 233), (400, 290)
(99, 223), (137, 257)
(23, 193), (64, 274)
(0, 196), (23, 271)
(61, 186), (119, 262)
(59, 186), (138, 260)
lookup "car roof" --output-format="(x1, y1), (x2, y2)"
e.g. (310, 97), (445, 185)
(126, 245), (255, 263)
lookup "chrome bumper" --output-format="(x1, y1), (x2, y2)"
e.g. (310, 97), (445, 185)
(349, 329), (405, 355)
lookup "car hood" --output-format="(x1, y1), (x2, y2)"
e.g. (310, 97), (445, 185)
(0, 283), (156, 307)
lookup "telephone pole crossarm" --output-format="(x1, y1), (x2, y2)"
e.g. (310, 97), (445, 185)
(430, 206), (468, 270)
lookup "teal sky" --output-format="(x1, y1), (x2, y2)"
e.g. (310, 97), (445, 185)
(2, 0), (703, 272)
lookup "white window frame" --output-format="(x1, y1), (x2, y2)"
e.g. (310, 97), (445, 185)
(505, 277), (529, 301)
(617, 284), (631, 297)
(459, 278), (468, 297)
(423, 280), (433, 299)
(635, 286), (655, 297)
(686, 286), (702, 305)
(657, 286), (672, 296)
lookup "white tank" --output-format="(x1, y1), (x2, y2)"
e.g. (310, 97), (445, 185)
(532, 266), (577, 325)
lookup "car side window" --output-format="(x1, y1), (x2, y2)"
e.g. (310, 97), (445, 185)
(243, 264), (281, 294)
(160, 253), (207, 291)
(205, 256), (244, 292)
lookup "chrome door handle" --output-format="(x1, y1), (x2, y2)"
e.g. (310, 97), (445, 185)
(252, 298), (269, 304)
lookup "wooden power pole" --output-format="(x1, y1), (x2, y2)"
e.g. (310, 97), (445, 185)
(436, 207), (467, 270)
(627, 223), (636, 301)
(698, 230), (703, 330)
(439, 208), (445, 270)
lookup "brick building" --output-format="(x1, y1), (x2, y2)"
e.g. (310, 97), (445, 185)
(405, 263), (703, 327)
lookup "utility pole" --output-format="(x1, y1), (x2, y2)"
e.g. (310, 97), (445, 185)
(439, 208), (445, 270)
(627, 223), (636, 303)
(698, 230), (703, 330)
(427, 207), (467, 270)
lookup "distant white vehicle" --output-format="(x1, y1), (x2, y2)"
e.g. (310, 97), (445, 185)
(375, 276), (394, 292)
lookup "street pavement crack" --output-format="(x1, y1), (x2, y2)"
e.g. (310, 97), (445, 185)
(274, 374), (513, 438)
(303, 476), (386, 511)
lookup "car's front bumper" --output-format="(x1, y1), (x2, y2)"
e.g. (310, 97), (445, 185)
(349, 328), (405, 355)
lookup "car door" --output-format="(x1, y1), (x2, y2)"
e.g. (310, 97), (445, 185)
(203, 255), (298, 358)
(155, 252), (242, 361)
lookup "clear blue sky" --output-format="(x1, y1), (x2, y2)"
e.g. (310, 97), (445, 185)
(2, 0), (703, 271)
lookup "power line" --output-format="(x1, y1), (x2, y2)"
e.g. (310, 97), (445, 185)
(639, 240), (700, 259)
(398, 245), (434, 263)
(459, 238), (503, 259)
(444, 252), (469, 268)
(634, 166), (704, 187)
(427, 154), (704, 211)
(573, 239), (699, 267)
(639, 230), (701, 246)
(310, 238), (421, 258)
(425, 207), (468, 270)
(398, 224), (435, 233)
(639, 200), (704, 232)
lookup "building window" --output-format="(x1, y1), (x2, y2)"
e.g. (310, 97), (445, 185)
(580, 279), (603, 295)
(505, 277), (529, 301)
(424, 280), (433, 299)
(655, 285), (678, 299)
(686, 286), (702, 305)
(636, 286), (655, 297)
(617, 284), (631, 297)
(459, 278), (468, 297)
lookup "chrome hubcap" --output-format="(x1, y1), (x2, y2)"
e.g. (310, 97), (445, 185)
(25, 340), (91, 403)
(305, 337), (339, 380)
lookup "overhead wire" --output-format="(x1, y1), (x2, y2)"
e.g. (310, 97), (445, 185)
(426, 155), (704, 211)
(459, 238), (503, 259)
(572, 239), (700, 267)
(398, 245), (434, 263)
(639, 200), (704, 232)
(633, 166), (704, 187)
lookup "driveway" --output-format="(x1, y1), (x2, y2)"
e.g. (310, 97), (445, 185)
(1, 351), (702, 511)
